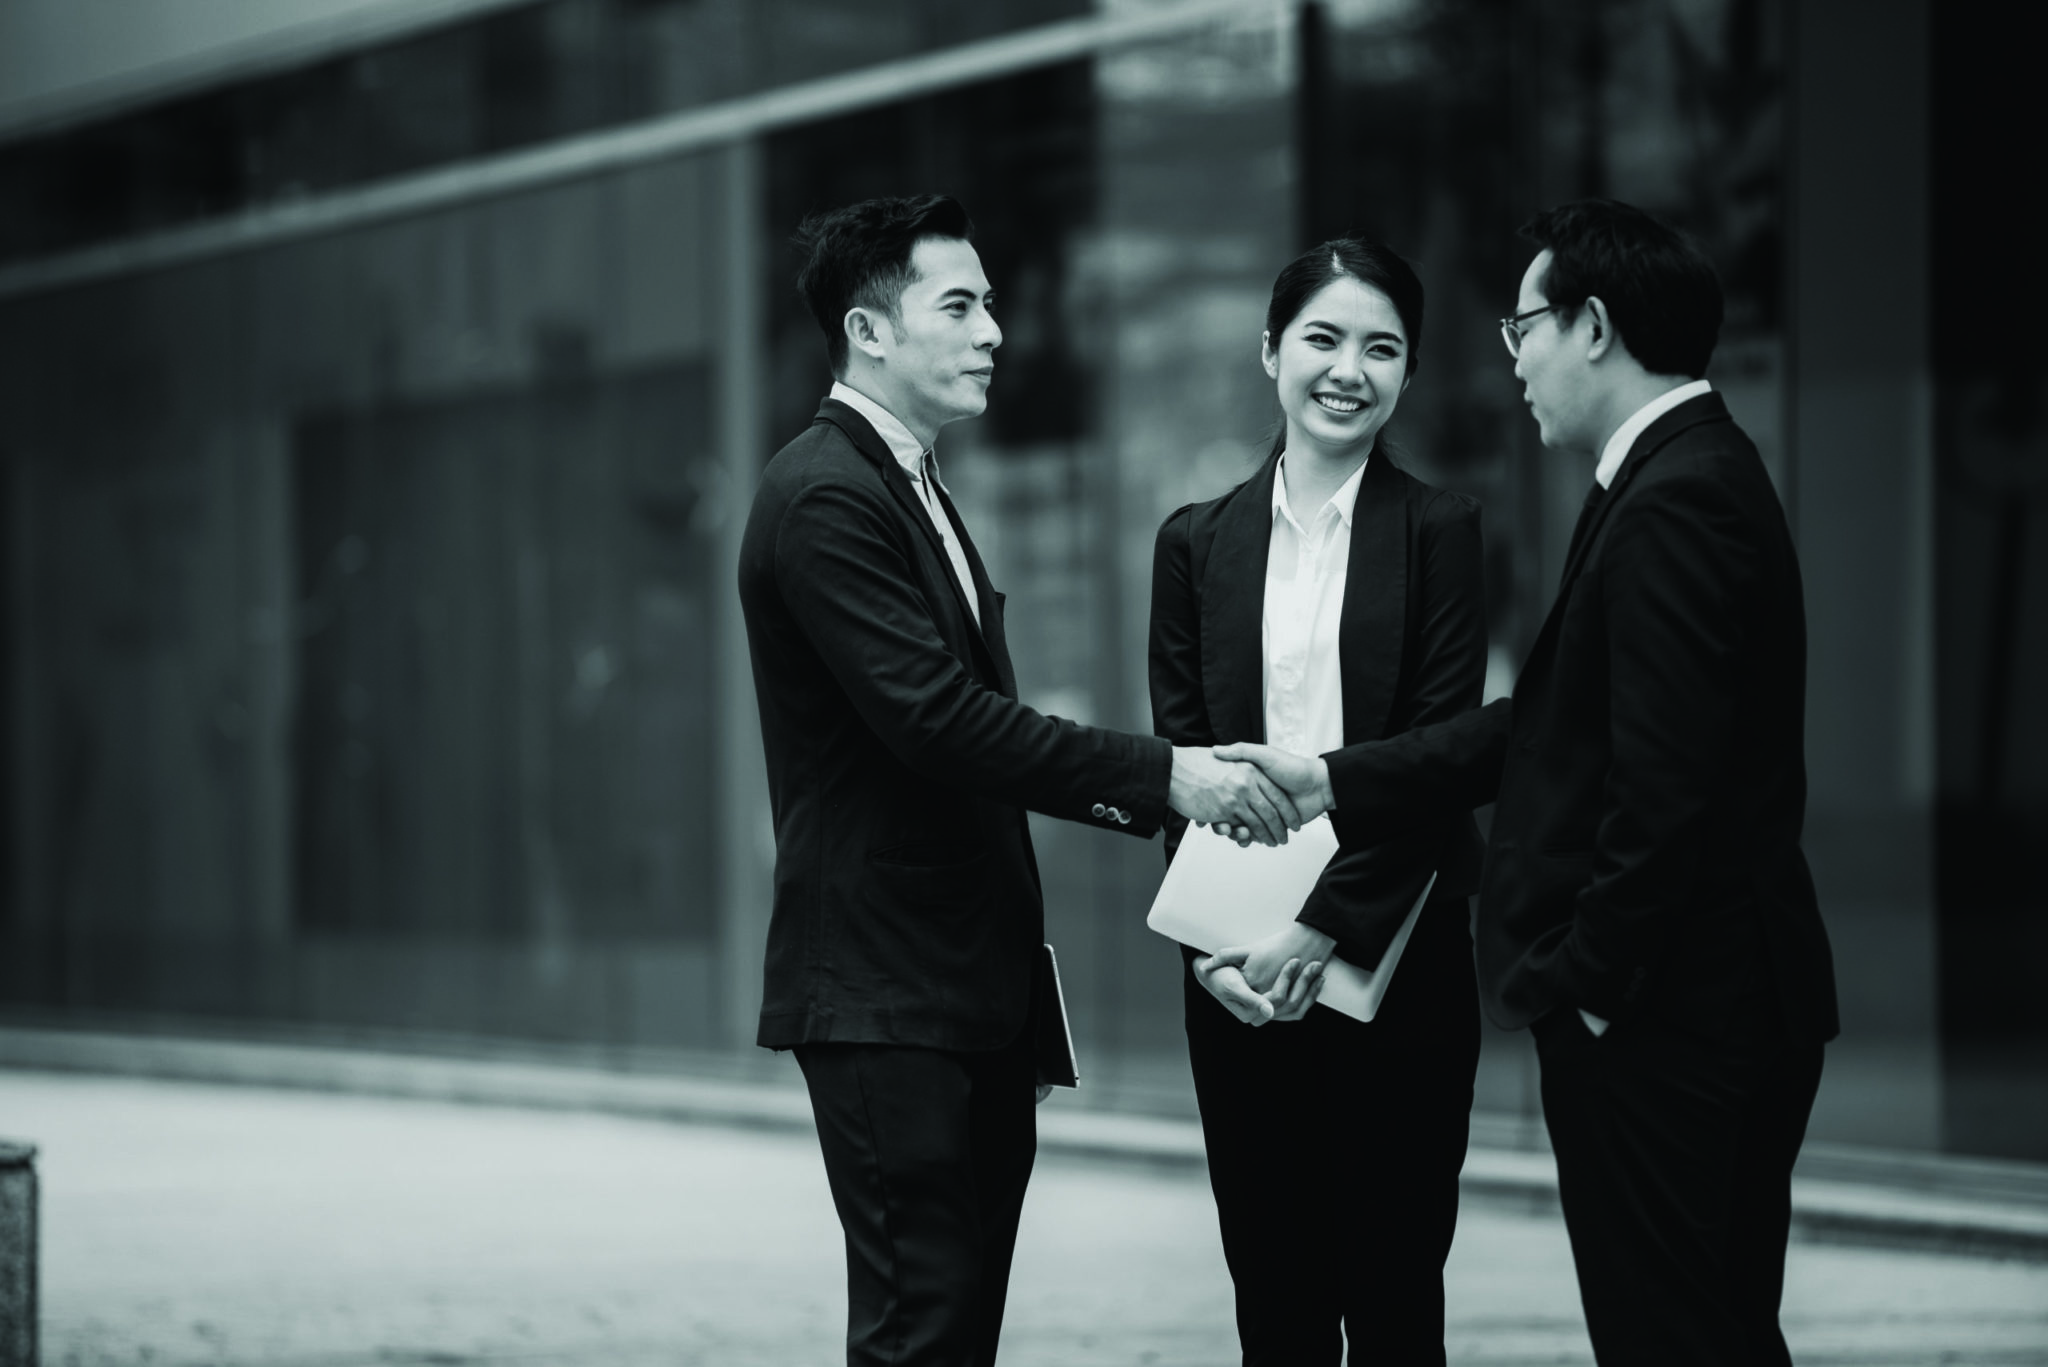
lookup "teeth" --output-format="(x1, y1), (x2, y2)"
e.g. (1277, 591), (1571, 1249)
(1314, 394), (1364, 413)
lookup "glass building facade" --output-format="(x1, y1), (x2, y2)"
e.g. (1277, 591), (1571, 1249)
(2, 0), (2040, 1158)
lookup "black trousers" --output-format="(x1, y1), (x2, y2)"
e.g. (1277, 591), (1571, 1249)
(1185, 897), (1481, 1366)
(1535, 1004), (1825, 1366)
(795, 1029), (1038, 1367)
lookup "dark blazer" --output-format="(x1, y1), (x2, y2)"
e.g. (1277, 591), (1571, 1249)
(1149, 450), (1488, 968)
(1323, 393), (1839, 1040)
(739, 398), (1170, 1051)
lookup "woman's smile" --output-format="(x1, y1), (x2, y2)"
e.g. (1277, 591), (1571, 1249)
(1264, 273), (1410, 463)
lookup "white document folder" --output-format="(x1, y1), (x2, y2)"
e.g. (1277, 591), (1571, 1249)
(1146, 816), (1435, 1022)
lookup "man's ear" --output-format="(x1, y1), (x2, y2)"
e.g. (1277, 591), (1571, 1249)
(844, 307), (892, 363)
(1261, 331), (1279, 379)
(1583, 297), (1615, 362)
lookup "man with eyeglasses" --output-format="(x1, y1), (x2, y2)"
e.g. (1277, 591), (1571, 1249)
(1218, 200), (1838, 1365)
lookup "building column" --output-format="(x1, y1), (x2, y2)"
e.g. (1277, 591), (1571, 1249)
(714, 137), (772, 1052)
(1789, 0), (1939, 1148)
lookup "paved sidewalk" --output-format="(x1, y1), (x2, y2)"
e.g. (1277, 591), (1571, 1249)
(4, 1025), (2046, 1260)
(4, 1067), (2048, 1367)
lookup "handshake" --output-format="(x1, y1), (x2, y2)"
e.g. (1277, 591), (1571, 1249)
(1166, 744), (1342, 1027)
(1167, 742), (1335, 848)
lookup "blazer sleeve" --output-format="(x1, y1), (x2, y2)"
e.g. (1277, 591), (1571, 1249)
(1297, 491), (1488, 964)
(1321, 697), (1511, 840)
(1148, 504), (1207, 863)
(776, 476), (1171, 834)
(1548, 467), (1755, 1020)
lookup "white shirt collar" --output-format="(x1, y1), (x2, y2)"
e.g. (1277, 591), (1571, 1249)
(1272, 453), (1369, 535)
(830, 381), (929, 480)
(1595, 378), (1713, 488)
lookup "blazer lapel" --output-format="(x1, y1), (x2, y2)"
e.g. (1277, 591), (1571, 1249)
(1553, 475), (1620, 601)
(1524, 391), (1734, 672)
(815, 399), (1003, 680)
(933, 483), (1016, 698)
(1338, 455), (1408, 745)
(1555, 391), (1730, 595)
(818, 400), (954, 565)
(1199, 456), (1279, 744)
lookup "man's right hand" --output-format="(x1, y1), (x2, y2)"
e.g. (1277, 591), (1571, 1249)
(1169, 747), (1303, 847)
(1208, 742), (1335, 825)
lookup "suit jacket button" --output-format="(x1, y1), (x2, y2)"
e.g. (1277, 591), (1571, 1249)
(1091, 803), (1107, 818)
(1116, 810), (1132, 825)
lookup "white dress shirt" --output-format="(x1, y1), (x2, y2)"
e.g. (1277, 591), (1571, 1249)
(830, 381), (979, 627)
(1595, 378), (1713, 488)
(1262, 455), (1367, 758)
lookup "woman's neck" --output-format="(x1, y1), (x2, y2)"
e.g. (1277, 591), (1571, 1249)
(1280, 429), (1373, 526)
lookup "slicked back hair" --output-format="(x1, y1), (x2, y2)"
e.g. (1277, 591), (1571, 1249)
(793, 194), (976, 376)
(1520, 200), (1723, 380)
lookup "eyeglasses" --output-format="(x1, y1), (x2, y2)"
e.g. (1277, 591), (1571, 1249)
(1500, 304), (1559, 357)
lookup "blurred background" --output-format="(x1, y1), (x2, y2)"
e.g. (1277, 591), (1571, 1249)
(0, 0), (2039, 1161)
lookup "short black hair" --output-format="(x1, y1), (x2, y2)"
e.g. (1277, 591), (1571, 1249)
(1520, 200), (1723, 379)
(793, 195), (976, 376)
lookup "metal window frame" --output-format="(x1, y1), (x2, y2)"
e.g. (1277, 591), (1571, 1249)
(0, 0), (540, 145)
(0, 0), (1283, 303)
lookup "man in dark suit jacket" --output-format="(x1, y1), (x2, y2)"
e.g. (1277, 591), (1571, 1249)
(1220, 201), (1838, 1365)
(737, 194), (1299, 1367)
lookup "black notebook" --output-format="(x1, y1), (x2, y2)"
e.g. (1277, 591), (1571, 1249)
(1033, 943), (1079, 1089)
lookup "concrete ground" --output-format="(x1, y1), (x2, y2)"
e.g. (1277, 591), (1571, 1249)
(4, 1071), (2046, 1366)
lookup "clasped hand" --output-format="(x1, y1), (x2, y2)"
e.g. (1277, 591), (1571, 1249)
(1168, 742), (1336, 847)
(1193, 922), (1339, 1026)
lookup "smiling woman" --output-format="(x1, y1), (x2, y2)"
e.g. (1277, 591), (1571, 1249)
(1148, 236), (1489, 1363)
(1253, 240), (1424, 531)
(1262, 274), (1409, 495)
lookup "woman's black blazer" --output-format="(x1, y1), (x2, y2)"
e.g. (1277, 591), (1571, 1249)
(1149, 449), (1489, 969)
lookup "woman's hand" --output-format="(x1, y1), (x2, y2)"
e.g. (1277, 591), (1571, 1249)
(1262, 955), (1327, 1022)
(1195, 945), (1328, 1026)
(1194, 949), (1274, 1025)
(1224, 921), (1339, 997)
